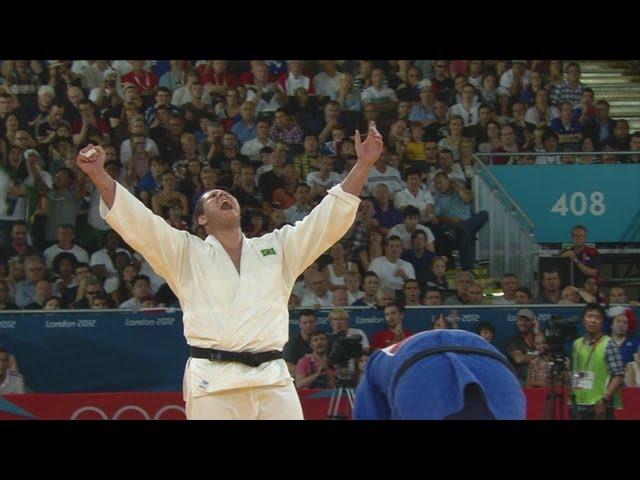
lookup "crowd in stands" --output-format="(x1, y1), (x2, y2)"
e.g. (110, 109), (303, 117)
(1, 60), (639, 395)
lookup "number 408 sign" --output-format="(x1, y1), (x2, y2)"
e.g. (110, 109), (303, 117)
(550, 192), (606, 217)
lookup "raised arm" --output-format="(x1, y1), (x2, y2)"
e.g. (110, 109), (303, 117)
(76, 144), (189, 282)
(277, 124), (383, 283)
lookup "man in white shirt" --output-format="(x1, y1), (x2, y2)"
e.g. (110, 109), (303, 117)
(313, 60), (342, 100)
(75, 122), (383, 420)
(387, 206), (435, 251)
(284, 183), (312, 225)
(365, 150), (404, 197)
(369, 236), (416, 291)
(306, 156), (343, 200)
(492, 273), (519, 305)
(300, 271), (334, 308)
(43, 225), (89, 268)
(394, 168), (436, 222)
(240, 119), (275, 162)
(118, 274), (151, 309)
(361, 68), (398, 113)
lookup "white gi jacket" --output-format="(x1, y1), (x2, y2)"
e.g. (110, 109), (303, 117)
(100, 182), (360, 396)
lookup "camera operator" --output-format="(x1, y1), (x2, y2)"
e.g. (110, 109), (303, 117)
(505, 309), (540, 385)
(570, 303), (624, 420)
(326, 308), (370, 355)
(295, 331), (334, 390)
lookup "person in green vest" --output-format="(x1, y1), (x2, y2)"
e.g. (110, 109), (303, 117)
(570, 303), (625, 420)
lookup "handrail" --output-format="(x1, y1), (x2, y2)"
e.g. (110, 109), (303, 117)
(473, 154), (535, 232)
(475, 150), (638, 157)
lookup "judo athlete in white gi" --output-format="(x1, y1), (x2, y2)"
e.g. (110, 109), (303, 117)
(75, 124), (383, 420)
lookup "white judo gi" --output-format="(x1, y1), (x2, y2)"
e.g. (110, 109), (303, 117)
(100, 182), (360, 419)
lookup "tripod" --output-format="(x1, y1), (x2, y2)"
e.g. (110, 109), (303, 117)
(542, 353), (575, 420)
(327, 368), (356, 420)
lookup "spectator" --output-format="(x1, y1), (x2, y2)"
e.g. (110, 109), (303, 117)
(50, 251), (79, 307)
(361, 68), (398, 114)
(368, 235), (416, 291)
(330, 287), (349, 307)
(478, 121), (502, 154)
(583, 275), (606, 304)
(524, 333), (560, 388)
(118, 274), (151, 309)
(444, 271), (474, 305)
(0, 221), (39, 273)
(402, 279), (422, 307)
(35, 102), (70, 147)
(423, 288), (443, 306)
(323, 242), (359, 289)
(583, 100), (617, 147)
(628, 132), (640, 164)
(535, 129), (562, 165)
(331, 71), (361, 114)
(300, 271), (333, 308)
(277, 60), (315, 98)
(515, 286), (533, 305)
(283, 309), (317, 375)
(171, 70), (212, 108)
(500, 60), (531, 99)
(306, 156), (343, 200)
(352, 271), (380, 307)
(344, 271), (364, 305)
(550, 62), (585, 107)
(491, 124), (522, 165)
(479, 73), (499, 110)
(269, 108), (303, 146)
(463, 104), (492, 146)
(492, 273), (519, 305)
(431, 61), (455, 105)
(90, 293), (110, 309)
(478, 321), (496, 343)
(438, 115), (464, 159)
(0, 347), (25, 394)
(387, 206), (435, 251)
(312, 60), (342, 101)
(295, 331), (333, 389)
(151, 171), (188, 217)
(534, 268), (562, 304)
(519, 70), (545, 107)
(89, 229), (131, 281)
(425, 256), (450, 293)
(508, 101), (536, 148)
(607, 306), (638, 367)
(550, 101), (583, 148)
(371, 303), (413, 350)
(574, 88), (596, 125)
(424, 101), (450, 143)
(42, 224), (89, 268)
(426, 149), (465, 194)
(408, 86), (436, 126)
(466, 283), (485, 305)
(241, 119), (275, 163)
(283, 183), (311, 225)
(449, 84), (479, 127)
(245, 62), (285, 114)
(602, 119), (630, 151)
(525, 89), (560, 127)
(0, 278), (17, 310)
(431, 313), (451, 330)
(13, 255), (55, 308)
(364, 148), (404, 197)
(199, 60), (238, 102)
(401, 230), (436, 289)
(327, 308), (370, 354)
(394, 168), (435, 223)
(432, 172), (488, 271)
(560, 225), (600, 288)
(570, 303), (624, 419)
(159, 60), (187, 92)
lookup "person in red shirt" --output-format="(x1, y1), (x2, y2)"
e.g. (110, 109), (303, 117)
(561, 224), (600, 287)
(199, 60), (238, 100)
(372, 303), (413, 350)
(121, 60), (158, 99)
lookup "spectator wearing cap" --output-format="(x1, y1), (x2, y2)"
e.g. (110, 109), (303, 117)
(505, 308), (539, 385)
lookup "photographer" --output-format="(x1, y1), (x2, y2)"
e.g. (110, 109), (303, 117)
(570, 303), (624, 420)
(505, 309), (539, 385)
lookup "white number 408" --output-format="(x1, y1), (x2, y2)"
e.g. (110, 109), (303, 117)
(550, 192), (606, 217)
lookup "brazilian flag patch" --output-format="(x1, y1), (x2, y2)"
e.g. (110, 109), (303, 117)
(261, 248), (277, 257)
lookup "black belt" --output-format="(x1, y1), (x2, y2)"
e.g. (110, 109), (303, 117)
(190, 346), (283, 367)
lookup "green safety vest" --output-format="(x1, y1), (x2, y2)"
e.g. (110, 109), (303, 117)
(572, 335), (622, 408)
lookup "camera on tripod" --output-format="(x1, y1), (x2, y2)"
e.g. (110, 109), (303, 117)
(544, 315), (579, 359)
(328, 334), (363, 369)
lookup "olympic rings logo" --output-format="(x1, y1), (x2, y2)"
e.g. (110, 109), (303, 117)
(70, 404), (186, 420)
